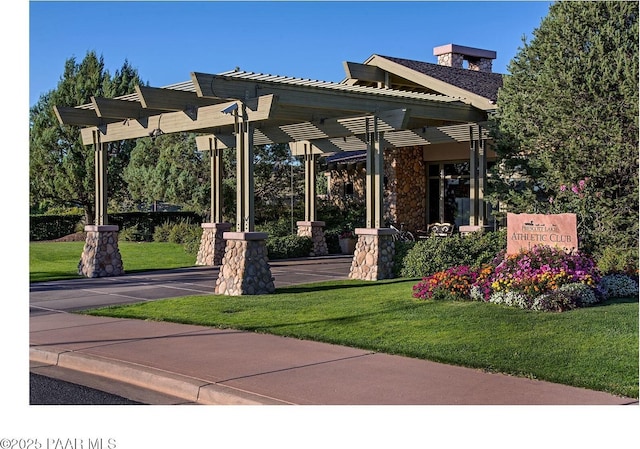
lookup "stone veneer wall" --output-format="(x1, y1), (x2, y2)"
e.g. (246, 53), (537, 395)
(78, 225), (124, 278)
(296, 221), (328, 256)
(387, 146), (427, 233)
(437, 52), (465, 69)
(437, 53), (493, 72)
(328, 146), (427, 233)
(214, 232), (275, 296)
(468, 58), (493, 73)
(196, 222), (232, 266)
(348, 228), (395, 281)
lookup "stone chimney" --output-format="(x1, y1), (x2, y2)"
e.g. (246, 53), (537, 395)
(433, 44), (496, 73)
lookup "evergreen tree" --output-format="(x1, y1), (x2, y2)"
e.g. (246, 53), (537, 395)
(29, 52), (145, 223)
(124, 133), (210, 213)
(488, 1), (639, 255)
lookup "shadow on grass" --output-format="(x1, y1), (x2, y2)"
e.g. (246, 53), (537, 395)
(593, 296), (639, 307)
(30, 272), (83, 283)
(186, 301), (422, 333)
(277, 278), (416, 295)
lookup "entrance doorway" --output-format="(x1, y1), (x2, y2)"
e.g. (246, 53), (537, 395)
(427, 162), (470, 227)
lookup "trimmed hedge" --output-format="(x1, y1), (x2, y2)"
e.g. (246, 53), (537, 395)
(30, 214), (83, 241)
(30, 212), (205, 241)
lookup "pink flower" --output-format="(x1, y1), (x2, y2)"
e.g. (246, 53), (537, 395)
(571, 184), (580, 194)
(559, 185), (567, 192)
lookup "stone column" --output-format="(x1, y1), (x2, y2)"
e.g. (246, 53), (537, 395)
(296, 221), (328, 256)
(214, 232), (275, 296)
(78, 225), (124, 278)
(196, 222), (232, 266)
(349, 228), (395, 281)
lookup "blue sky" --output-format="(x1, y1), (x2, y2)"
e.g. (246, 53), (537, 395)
(29, 1), (553, 107)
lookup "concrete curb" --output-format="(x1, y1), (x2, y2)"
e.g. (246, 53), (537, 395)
(29, 347), (292, 405)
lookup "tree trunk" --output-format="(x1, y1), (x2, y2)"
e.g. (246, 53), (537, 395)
(84, 202), (95, 226)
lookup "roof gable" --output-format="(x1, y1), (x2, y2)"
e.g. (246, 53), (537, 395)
(377, 55), (503, 104)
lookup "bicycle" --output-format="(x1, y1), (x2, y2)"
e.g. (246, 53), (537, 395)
(389, 222), (415, 242)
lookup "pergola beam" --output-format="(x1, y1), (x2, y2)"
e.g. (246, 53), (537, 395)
(135, 85), (225, 111)
(54, 106), (111, 127)
(195, 109), (407, 151)
(78, 95), (276, 145)
(191, 72), (485, 123)
(197, 121), (490, 154)
(91, 96), (165, 120)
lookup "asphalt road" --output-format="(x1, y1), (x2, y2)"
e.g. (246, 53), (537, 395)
(30, 373), (143, 405)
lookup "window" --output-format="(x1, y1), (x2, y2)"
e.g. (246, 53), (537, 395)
(427, 162), (470, 227)
(427, 161), (497, 229)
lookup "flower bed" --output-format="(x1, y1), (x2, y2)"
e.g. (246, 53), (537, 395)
(412, 245), (638, 312)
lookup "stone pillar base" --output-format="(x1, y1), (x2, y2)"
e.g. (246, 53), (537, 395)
(196, 222), (232, 266)
(296, 221), (328, 256)
(214, 232), (275, 296)
(349, 228), (395, 281)
(78, 225), (124, 278)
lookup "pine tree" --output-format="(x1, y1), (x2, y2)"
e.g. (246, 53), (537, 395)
(488, 1), (639, 256)
(29, 52), (145, 222)
(123, 133), (210, 213)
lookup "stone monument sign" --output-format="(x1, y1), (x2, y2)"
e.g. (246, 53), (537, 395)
(507, 213), (578, 255)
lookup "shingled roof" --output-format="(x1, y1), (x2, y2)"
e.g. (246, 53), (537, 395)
(378, 55), (504, 103)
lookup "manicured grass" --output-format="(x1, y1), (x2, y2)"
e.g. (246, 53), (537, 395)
(29, 241), (196, 282)
(85, 278), (639, 399)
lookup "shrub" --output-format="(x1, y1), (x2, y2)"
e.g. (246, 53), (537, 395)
(266, 235), (313, 260)
(30, 211), (204, 242)
(323, 230), (341, 255)
(167, 221), (202, 245)
(392, 240), (415, 277)
(400, 229), (506, 278)
(256, 217), (294, 238)
(152, 220), (202, 255)
(597, 274), (639, 299)
(596, 246), (639, 276)
(119, 224), (147, 242)
(152, 222), (173, 242)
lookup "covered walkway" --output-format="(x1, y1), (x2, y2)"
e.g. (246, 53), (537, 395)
(55, 66), (490, 293)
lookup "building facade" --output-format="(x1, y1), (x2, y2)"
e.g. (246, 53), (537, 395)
(326, 44), (502, 234)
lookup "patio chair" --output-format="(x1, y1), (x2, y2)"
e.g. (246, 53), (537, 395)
(428, 222), (454, 237)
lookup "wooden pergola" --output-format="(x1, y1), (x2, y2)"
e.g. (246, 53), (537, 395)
(55, 69), (488, 292)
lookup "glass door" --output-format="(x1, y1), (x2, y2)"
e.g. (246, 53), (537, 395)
(427, 162), (471, 227)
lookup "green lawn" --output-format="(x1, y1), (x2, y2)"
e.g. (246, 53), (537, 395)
(29, 241), (196, 282)
(85, 278), (639, 399)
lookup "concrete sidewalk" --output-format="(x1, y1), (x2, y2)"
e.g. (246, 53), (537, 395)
(29, 258), (638, 405)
